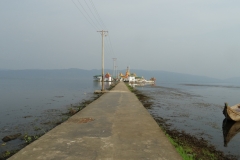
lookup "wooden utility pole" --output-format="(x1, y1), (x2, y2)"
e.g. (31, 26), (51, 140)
(115, 65), (118, 79)
(112, 58), (117, 79)
(97, 30), (108, 91)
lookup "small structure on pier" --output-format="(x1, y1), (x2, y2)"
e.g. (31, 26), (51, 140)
(119, 66), (156, 84)
(93, 73), (112, 82)
(104, 72), (112, 82)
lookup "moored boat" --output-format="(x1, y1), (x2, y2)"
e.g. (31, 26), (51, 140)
(223, 103), (240, 121)
(93, 75), (102, 81)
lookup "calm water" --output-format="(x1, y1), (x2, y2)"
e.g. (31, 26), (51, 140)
(1, 76), (240, 158)
(137, 81), (240, 159)
(0, 76), (111, 153)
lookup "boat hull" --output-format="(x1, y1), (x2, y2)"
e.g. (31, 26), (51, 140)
(223, 103), (240, 121)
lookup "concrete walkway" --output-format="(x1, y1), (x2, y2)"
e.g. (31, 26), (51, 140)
(10, 82), (182, 160)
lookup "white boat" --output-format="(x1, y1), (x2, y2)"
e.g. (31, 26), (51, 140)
(93, 75), (102, 81)
(145, 80), (155, 83)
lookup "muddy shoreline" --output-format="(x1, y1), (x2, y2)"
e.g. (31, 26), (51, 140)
(133, 87), (238, 160)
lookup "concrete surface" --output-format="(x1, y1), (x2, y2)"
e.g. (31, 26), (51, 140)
(9, 82), (182, 160)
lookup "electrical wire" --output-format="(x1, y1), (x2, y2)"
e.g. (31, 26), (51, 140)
(89, 0), (108, 30)
(71, 0), (117, 63)
(106, 33), (115, 55)
(83, 0), (104, 29)
(87, 0), (115, 56)
(76, 0), (100, 30)
(71, 0), (98, 31)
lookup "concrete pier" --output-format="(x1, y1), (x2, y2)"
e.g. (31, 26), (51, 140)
(9, 82), (182, 160)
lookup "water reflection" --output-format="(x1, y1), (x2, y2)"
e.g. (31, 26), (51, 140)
(129, 83), (156, 88)
(92, 81), (112, 89)
(222, 118), (240, 147)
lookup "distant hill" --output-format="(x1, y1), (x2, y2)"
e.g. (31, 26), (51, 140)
(0, 69), (112, 80)
(0, 68), (235, 84)
(224, 77), (240, 84)
(0, 69), (85, 79)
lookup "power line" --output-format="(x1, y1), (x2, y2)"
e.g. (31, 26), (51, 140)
(89, 0), (108, 30)
(76, 0), (100, 30)
(71, 0), (98, 30)
(103, 33), (115, 57)
(107, 33), (115, 55)
(83, 0), (104, 29)
(71, 0), (117, 67)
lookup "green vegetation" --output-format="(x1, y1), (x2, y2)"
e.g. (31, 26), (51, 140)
(34, 126), (41, 131)
(1, 149), (18, 159)
(2, 150), (11, 159)
(126, 83), (195, 159)
(0, 133), (45, 159)
(166, 133), (194, 160)
(126, 83), (135, 92)
(23, 134), (40, 144)
(202, 149), (215, 159)
(159, 124), (235, 160)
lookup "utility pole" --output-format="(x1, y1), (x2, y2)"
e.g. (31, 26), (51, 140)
(97, 30), (108, 91)
(115, 65), (118, 79)
(116, 66), (118, 79)
(112, 58), (117, 79)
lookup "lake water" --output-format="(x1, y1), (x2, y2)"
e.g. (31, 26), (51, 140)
(1, 75), (240, 159)
(0, 76), (112, 154)
(137, 81), (240, 159)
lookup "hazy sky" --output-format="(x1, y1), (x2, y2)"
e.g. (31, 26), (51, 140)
(1, 0), (240, 79)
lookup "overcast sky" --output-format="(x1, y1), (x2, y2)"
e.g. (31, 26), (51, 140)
(0, 0), (240, 79)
